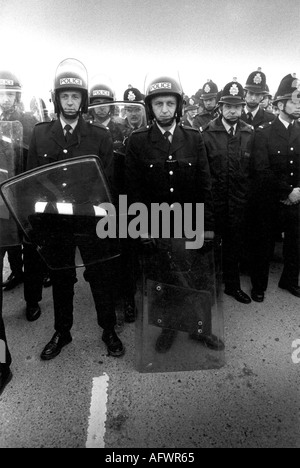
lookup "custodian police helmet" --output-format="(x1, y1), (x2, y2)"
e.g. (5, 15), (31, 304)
(244, 68), (268, 94)
(145, 75), (184, 123)
(53, 58), (89, 114)
(201, 80), (218, 100)
(219, 79), (246, 106)
(272, 73), (300, 105)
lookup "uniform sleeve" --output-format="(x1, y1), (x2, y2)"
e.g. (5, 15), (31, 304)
(26, 127), (39, 171)
(195, 133), (215, 232)
(124, 133), (146, 205)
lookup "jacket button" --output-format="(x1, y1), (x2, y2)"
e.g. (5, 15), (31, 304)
(169, 155), (173, 160)
(169, 171), (174, 176)
(290, 161), (294, 164)
(290, 147), (294, 151)
(63, 149), (68, 154)
(44, 154), (47, 157)
(170, 188), (174, 193)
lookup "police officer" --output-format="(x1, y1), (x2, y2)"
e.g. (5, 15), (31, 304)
(125, 75), (217, 352)
(260, 84), (273, 112)
(182, 97), (199, 127)
(250, 74), (300, 300)
(26, 58), (125, 359)
(0, 133), (16, 395)
(121, 87), (145, 139)
(193, 80), (219, 131)
(202, 79), (254, 304)
(0, 71), (29, 292)
(87, 79), (123, 148)
(241, 68), (275, 129)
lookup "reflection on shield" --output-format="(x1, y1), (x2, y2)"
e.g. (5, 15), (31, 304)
(135, 238), (225, 373)
(0, 121), (23, 247)
(0, 156), (120, 269)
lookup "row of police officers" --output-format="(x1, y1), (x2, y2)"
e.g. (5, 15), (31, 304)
(0, 60), (300, 394)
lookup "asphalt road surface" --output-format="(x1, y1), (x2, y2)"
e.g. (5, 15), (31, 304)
(0, 247), (299, 448)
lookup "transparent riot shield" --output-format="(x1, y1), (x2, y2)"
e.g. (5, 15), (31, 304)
(0, 155), (120, 269)
(0, 121), (23, 247)
(135, 238), (225, 373)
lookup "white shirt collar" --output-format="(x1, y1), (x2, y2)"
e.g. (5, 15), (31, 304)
(279, 115), (294, 129)
(222, 118), (237, 135)
(245, 105), (260, 118)
(156, 121), (177, 137)
(60, 117), (79, 132)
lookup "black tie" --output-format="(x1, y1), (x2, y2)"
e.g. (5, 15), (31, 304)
(164, 131), (172, 142)
(64, 124), (72, 143)
(229, 126), (234, 137)
(288, 123), (293, 136)
(247, 112), (253, 123)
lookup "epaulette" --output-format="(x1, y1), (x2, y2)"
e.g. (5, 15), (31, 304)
(179, 122), (198, 132)
(258, 121), (273, 130)
(36, 121), (50, 126)
(132, 125), (151, 134)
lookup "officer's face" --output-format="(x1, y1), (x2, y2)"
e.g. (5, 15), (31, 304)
(59, 90), (82, 117)
(125, 106), (143, 127)
(203, 98), (216, 111)
(245, 91), (264, 108)
(279, 99), (300, 119)
(93, 100), (111, 120)
(187, 109), (198, 119)
(0, 91), (16, 112)
(222, 103), (243, 122)
(151, 95), (177, 123)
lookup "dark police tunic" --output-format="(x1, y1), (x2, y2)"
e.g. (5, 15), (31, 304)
(251, 117), (300, 290)
(26, 116), (118, 333)
(125, 122), (214, 233)
(202, 116), (254, 289)
(241, 107), (275, 129)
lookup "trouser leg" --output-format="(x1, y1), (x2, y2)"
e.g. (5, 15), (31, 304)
(0, 252), (12, 368)
(23, 243), (44, 305)
(280, 206), (300, 286)
(7, 245), (23, 276)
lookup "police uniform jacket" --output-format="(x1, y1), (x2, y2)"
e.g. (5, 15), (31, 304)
(193, 110), (219, 131)
(27, 116), (114, 192)
(241, 107), (275, 129)
(202, 116), (254, 230)
(251, 117), (300, 202)
(125, 122), (214, 232)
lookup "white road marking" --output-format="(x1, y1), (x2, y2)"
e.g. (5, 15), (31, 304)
(86, 373), (109, 448)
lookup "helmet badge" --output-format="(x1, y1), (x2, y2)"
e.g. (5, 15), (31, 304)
(204, 84), (211, 93)
(229, 84), (239, 96)
(128, 91), (136, 101)
(253, 73), (262, 85)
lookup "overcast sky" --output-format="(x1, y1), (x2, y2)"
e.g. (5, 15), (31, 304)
(1, 0), (300, 105)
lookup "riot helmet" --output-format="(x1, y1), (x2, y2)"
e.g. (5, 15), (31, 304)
(52, 58), (88, 116)
(89, 79), (115, 105)
(0, 70), (22, 114)
(145, 75), (184, 124)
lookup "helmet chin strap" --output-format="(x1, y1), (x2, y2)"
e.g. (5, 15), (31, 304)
(155, 116), (176, 128)
(282, 103), (297, 120)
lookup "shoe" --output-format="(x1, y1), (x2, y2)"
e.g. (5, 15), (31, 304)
(41, 332), (72, 361)
(3, 272), (24, 291)
(279, 282), (300, 298)
(190, 333), (225, 351)
(224, 288), (252, 304)
(26, 303), (41, 322)
(43, 275), (52, 288)
(155, 329), (177, 353)
(251, 289), (265, 303)
(0, 366), (13, 396)
(102, 329), (125, 357)
(124, 300), (136, 323)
